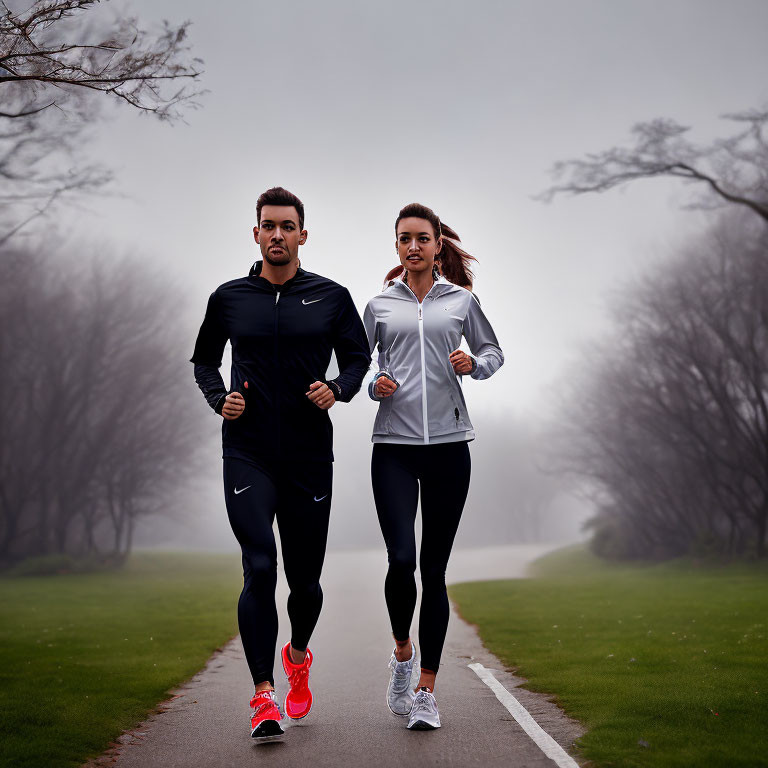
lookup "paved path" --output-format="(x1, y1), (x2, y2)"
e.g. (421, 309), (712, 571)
(100, 545), (584, 767)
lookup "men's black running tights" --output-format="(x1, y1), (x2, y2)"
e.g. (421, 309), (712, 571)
(223, 458), (332, 687)
(371, 441), (471, 674)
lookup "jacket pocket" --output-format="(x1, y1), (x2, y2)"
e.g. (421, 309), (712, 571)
(450, 392), (468, 430)
(374, 393), (395, 435)
(427, 383), (466, 436)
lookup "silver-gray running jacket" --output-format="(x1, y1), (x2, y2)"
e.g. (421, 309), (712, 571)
(363, 276), (504, 445)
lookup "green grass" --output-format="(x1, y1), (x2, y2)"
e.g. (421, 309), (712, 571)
(0, 552), (242, 768)
(449, 546), (768, 768)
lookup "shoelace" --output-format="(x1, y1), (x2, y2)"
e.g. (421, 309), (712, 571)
(250, 692), (278, 718)
(411, 691), (435, 715)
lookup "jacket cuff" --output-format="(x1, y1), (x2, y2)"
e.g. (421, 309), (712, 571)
(369, 371), (398, 401)
(213, 393), (227, 415)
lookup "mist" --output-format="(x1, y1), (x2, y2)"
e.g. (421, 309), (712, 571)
(6, 0), (768, 558)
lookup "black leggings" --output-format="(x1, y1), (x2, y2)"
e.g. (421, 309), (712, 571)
(223, 458), (332, 687)
(371, 441), (471, 673)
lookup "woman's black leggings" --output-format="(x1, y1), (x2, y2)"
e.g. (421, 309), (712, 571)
(371, 441), (471, 673)
(223, 457), (332, 687)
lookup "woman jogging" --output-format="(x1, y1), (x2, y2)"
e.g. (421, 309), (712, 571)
(363, 203), (504, 730)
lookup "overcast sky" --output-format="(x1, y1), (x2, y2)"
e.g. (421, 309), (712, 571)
(63, 0), (768, 413)
(47, 0), (768, 547)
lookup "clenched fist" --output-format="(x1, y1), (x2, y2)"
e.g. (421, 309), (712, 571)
(449, 350), (473, 375)
(222, 381), (248, 420)
(306, 381), (336, 410)
(374, 375), (397, 398)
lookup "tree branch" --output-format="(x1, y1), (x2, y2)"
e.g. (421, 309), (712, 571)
(539, 109), (768, 224)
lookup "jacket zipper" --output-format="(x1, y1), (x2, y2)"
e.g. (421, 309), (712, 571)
(402, 280), (438, 444)
(274, 290), (281, 456)
(418, 302), (428, 444)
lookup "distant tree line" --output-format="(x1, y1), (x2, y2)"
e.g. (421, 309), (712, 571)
(0, 1), (204, 569)
(460, 418), (566, 546)
(558, 214), (768, 558)
(546, 106), (768, 559)
(0, 246), (206, 567)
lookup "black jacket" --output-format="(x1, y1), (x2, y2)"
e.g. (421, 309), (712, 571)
(191, 261), (370, 463)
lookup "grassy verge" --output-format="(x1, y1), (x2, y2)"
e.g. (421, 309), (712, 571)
(449, 546), (768, 768)
(0, 552), (241, 768)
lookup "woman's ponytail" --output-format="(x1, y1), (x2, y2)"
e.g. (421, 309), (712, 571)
(437, 223), (475, 289)
(383, 264), (405, 284)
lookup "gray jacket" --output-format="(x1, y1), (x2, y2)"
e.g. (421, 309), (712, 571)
(363, 276), (504, 444)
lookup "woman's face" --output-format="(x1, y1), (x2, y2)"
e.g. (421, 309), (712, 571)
(396, 217), (442, 276)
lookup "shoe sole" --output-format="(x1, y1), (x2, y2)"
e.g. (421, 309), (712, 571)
(281, 649), (312, 721)
(251, 720), (284, 741)
(284, 708), (311, 721)
(408, 720), (440, 730)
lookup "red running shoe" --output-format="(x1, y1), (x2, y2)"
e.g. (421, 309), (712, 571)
(281, 642), (313, 720)
(250, 690), (284, 741)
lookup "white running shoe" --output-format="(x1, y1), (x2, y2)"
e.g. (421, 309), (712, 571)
(407, 688), (441, 730)
(387, 642), (420, 716)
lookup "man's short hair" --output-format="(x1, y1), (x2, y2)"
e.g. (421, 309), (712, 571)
(256, 187), (305, 230)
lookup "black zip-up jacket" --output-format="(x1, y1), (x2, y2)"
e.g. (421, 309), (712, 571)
(191, 261), (370, 464)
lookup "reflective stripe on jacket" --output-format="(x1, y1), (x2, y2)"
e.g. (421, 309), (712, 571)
(363, 276), (504, 445)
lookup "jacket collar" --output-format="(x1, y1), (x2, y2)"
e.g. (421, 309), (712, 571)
(248, 259), (305, 290)
(389, 274), (456, 300)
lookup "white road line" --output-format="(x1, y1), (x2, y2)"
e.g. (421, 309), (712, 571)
(468, 663), (580, 768)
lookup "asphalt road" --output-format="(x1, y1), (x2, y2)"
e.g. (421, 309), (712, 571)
(101, 545), (583, 768)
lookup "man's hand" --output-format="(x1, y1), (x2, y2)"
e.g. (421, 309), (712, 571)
(374, 375), (397, 398)
(306, 381), (336, 410)
(449, 350), (473, 375)
(222, 381), (248, 420)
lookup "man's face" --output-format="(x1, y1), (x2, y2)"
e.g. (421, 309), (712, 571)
(253, 205), (307, 266)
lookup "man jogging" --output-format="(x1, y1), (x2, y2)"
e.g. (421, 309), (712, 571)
(191, 187), (369, 741)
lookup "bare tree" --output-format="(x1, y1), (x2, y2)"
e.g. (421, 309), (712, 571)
(0, 244), (207, 567)
(539, 108), (768, 223)
(0, 0), (203, 244)
(556, 212), (768, 559)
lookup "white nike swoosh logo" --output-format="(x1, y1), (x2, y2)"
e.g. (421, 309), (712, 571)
(234, 485), (252, 495)
(313, 494), (328, 502)
(302, 297), (324, 305)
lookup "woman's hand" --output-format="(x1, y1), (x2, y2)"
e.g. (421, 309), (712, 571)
(306, 381), (336, 410)
(449, 350), (473, 375)
(222, 381), (248, 420)
(374, 375), (398, 398)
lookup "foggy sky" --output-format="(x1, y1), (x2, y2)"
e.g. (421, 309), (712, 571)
(47, 0), (768, 549)
(64, 0), (768, 411)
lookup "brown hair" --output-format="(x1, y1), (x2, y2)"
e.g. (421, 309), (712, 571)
(256, 186), (305, 230)
(386, 202), (476, 289)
